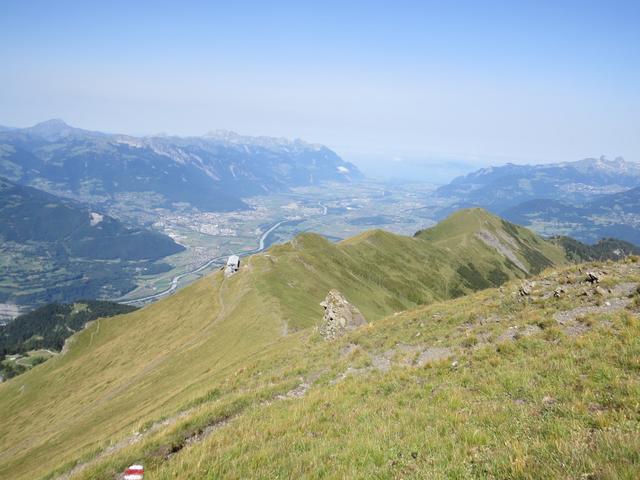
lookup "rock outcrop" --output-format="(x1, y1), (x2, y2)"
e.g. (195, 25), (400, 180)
(319, 290), (367, 340)
(586, 271), (600, 284)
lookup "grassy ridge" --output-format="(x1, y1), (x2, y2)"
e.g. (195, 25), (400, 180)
(255, 209), (566, 332)
(75, 258), (640, 479)
(0, 209), (573, 478)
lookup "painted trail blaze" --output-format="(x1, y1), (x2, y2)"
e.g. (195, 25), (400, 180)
(124, 464), (144, 479)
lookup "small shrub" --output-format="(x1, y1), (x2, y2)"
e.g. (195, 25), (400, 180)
(461, 335), (478, 348)
(581, 316), (594, 327)
(496, 341), (516, 356)
(542, 326), (563, 341)
(620, 311), (639, 329)
(536, 317), (555, 330)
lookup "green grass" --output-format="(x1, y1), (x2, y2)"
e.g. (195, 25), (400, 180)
(3, 209), (635, 480)
(70, 259), (640, 480)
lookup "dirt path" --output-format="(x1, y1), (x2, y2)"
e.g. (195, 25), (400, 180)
(88, 319), (100, 347)
(55, 372), (313, 480)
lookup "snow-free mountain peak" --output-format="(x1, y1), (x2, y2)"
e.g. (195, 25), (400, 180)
(0, 121), (363, 211)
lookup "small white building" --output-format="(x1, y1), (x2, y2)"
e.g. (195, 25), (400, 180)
(225, 255), (240, 276)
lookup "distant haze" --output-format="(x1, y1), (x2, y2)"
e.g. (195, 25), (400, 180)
(1, 1), (639, 179)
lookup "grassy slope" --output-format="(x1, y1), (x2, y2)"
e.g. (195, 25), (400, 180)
(0, 209), (572, 479)
(256, 208), (566, 332)
(417, 208), (567, 273)
(78, 258), (640, 479)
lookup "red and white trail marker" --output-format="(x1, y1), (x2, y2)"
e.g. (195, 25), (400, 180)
(124, 464), (144, 479)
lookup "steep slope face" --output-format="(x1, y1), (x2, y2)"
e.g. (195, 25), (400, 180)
(0, 120), (362, 211)
(436, 156), (640, 215)
(0, 177), (183, 309)
(0, 209), (569, 479)
(415, 208), (567, 276)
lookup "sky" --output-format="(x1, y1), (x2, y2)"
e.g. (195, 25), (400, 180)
(1, 1), (639, 180)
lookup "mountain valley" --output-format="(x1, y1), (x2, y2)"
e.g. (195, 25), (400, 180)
(0, 177), (183, 315)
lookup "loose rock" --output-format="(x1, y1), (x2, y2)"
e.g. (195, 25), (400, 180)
(519, 283), (532, 296)
(586, 272), (600, 284)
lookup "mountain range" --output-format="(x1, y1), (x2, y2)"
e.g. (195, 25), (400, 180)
(437, 156), (640, 210)
(500, 186), (640, 244)
(0, 177), (183, 311)
(436, 156), (640, 244)
(0, 209), (637, 479)
(0, 119), (362, 211)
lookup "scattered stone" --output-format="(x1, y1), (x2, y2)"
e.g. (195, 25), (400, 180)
(371, 354), (392, 372)
(611, 282), (639, 297)
(553, 297), (631, 325)
(330, 366), (370, 384)
(415, 347), (453, 367)
(542, 395), (556, 406)
(339, 343), (359, 357)
(563, 322), (591, 337)
(496, 324), (541, 342)
(498, 326), (519, 342)
(378, 343), (425, 367)
(522, 324), (542, 337)
(553, 287), (565, 298)
(594, 285), (608, 296)
(319, 290), (367, 341)
(277, 381), (311, 400)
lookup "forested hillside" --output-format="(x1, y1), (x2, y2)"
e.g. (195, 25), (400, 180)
(0, 177), (182, 309)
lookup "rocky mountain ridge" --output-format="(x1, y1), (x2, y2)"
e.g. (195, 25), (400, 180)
(0, 120), (362, 211)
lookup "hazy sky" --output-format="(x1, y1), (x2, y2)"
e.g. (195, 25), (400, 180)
(1, 0), (639, 176)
